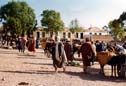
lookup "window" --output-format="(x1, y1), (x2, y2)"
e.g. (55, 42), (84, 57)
(99, 33), (102, 35)
(50, 32), (53, 37)
(42, 32), (45, 37)
(95, 33), (97, 35)
(68, 33), (71, 38)
(37, 32), (40, 39)
(63, 32), (66, 38)
(76, 33), (78, 38)
(80, 33), (83, 39)
(90, 33), (92, 35)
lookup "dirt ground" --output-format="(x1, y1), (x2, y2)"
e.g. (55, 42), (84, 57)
(0, 48), (125, 86)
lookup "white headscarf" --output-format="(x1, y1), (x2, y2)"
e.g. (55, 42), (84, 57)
(55, 36), (67, 62)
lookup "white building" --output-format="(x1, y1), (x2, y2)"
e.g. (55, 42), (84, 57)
(85, 27), (109, 35)
(35, 27), (73, 40)
(0, 25), (113, 42)
(35, 26), (111, 41)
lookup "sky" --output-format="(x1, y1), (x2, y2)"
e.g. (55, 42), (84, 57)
(0, 0), (126, 28)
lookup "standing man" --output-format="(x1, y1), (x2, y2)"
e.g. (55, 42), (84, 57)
(16, 37), (23, 52)
(21, 37), (27, 53)
(51, 36), (67, 72)
(27, 35), (36, 54)
(64, 39), (74, 65)
(79, 38), (95, 73)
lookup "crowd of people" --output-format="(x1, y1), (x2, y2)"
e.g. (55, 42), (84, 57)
(0, 35), (126, 75)
(0, 35), (36, 54)
(43, 36), (126, 74)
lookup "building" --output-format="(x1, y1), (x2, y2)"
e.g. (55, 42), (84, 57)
(35, 27), (73, 40)
(35, 26), (113, 42)
(0, 25), (113, 42)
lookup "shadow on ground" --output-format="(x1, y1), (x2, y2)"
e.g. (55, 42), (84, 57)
(0, 50), (18, 54)
(17, 54), (51, 60)
(0, 70), (55, 75)
(0, 67), (125, 83)
(64, 67), (126, 83)
(23, 62), (52, 66)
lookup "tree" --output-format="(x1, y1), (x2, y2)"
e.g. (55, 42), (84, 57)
(119, 12), (126, 26)
(0, 1), (36, 37)
(118, 12), (126, 41)
(40, 10), (64, 36)
(103, 25), (110, 35)
(108, 19), (125, 40)
(69, 19), (84, 34)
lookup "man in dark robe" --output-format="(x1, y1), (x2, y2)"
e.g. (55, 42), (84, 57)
(64, 40), (74, 64)
(51, 36), (67, 72)
(27, 36), (36, 53)
(79, 38), (95, 73)
(16, 37), (23, 52)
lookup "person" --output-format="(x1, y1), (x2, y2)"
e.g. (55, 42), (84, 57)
(114, 42), (126, 54)
(79, 38), (95, 73)
(64, 39), (74, 65)
(51, 36), (67, 72)
(91, 41), (97, 65)
(95, 40), (105, 52)
(21, 37), (27, 53)
(16, 37), (23, 52)
(44, 39), (53, 58)
(27, 35), (36, 54)
(36, 38), (40, 49)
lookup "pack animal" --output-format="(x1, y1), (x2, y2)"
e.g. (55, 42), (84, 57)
(97, 51), (126, 77)
(97, 51), (116, 76)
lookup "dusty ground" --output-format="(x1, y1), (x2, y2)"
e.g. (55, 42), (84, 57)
(0, 48), (125, 86)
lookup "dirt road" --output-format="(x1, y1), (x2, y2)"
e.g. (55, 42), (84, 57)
(0, 49), (125, 86)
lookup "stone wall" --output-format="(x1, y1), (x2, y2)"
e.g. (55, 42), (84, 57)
(92, 35), (113, 42)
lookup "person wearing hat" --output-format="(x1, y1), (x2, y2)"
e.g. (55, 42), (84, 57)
(79, 38), (95, 73)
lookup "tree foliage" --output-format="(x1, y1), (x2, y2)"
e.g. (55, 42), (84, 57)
(108, 19), (125, 40)
(0, 1), (36, 36)
(107, 11), (126, 40)
(41, 10), (64, 35)
(69, 19), (84, 34)
(119, 12), (126, 26)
